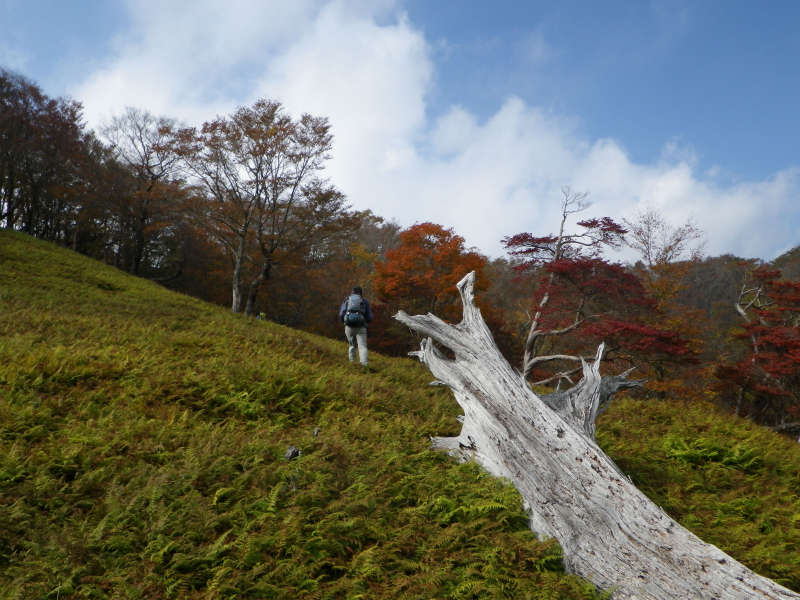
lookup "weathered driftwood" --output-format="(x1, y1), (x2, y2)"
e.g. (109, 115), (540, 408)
(395, 272), (799, 600)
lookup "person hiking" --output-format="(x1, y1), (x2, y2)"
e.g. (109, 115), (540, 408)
(338, 286), (373, 367)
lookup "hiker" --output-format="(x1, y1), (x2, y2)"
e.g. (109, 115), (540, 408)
(338, 286), (373, 366)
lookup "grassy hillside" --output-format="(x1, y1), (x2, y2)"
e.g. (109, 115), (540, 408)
(1, 230), (799, 599)
(598, 400), (800, 587)
(0, 230), (604, 599)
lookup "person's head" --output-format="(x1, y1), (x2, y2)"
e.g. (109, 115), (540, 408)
(352, 286), (363, 296)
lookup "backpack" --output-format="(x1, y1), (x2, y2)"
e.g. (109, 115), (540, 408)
(344, 294), (366, 327)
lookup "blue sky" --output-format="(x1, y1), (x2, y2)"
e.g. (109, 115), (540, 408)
(2, 0), (799, 260)
(409, 1), (800, 180)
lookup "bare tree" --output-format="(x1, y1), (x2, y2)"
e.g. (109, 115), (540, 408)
(396, 272), (799, 600)
(624, 207), (705, 267)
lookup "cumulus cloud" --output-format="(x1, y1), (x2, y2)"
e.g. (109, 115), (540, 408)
(569, 138), (800, 260)
(430, 105), (478, 156)
(72, 0), (327, 124)
(253, 1), (431, 205)
(69, 0), (800, 261)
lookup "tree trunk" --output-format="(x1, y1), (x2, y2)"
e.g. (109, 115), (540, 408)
(231, 230), (247, 313)
(244, 256), (272, 317)
(395, 272), (799, 600)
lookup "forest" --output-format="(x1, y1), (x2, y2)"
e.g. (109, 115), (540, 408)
(2, 65), (800, 440)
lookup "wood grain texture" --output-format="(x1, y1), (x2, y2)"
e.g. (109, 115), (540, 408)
(396, 271), (799, 600)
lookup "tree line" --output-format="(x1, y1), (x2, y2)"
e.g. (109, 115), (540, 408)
(2, 67), (798, 437)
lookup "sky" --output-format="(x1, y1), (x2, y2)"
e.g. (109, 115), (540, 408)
(2, 0), (799, 261)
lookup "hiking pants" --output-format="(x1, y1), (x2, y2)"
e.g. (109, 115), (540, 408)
(345, 325), (368, 366)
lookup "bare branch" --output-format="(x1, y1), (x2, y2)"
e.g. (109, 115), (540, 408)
(395, 273), (795, 598)
(624, 206), (706, 267)
(526, 353), (594, 368)
(532, 365), (583, 386)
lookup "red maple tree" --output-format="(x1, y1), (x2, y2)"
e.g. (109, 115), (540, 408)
(717, 266), (800, 432)
(504, 188), (695, 386)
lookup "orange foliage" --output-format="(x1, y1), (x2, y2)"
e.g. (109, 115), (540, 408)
(370, 222), (495, 355)
(634, 261), (708, 400)
(373, 222), (488, 322)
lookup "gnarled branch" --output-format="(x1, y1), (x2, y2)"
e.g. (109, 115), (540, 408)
(396, 271), (798, 600)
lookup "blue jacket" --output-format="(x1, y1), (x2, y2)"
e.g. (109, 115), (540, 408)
(339, 294), (373, 324)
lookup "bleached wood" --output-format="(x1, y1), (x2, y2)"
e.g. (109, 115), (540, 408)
(396, 271), (799, 600)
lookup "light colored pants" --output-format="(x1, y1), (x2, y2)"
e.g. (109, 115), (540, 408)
(345, 325), (368, 366)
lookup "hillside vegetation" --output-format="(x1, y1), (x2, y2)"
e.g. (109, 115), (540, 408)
(1, 230), (799, 599)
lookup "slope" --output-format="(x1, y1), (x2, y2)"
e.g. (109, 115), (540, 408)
(0, 230), (603, 599)
(1, 230), (798, 598)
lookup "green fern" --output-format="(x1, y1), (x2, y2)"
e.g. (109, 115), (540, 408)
(2, 230), (798, 599)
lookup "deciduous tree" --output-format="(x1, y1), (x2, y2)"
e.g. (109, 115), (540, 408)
(101, 107), (183, 276)
(503, 188), (624, 383)
(504, 188), (695, 387)
(717, 265), (800, 435)
(374, 222), (488, 321)
(174, 99), (341, 314)
(624, 208), (708, 397)
(1, 68), (87, 241)
(372, 222), (491, 354)
(623, 206), (704, 267)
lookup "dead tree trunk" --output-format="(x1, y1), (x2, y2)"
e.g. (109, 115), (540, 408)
(395, 272), (799, 600)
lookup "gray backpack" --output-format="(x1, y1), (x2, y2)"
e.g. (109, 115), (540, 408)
(344, 294), (366, 327)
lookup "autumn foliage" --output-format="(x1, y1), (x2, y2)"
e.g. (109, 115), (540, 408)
(1, 69), (91, 241)
(7, 67), (800, 434)
(716, 266), (800, 430)
(374, 222), (487, 321)
(521, 256), (696, 383)
(369, 223), (492, 354)
(502, 189), (696, 387)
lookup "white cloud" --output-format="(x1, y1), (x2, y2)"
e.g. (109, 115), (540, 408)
(72, 0), (327, 125)
(431, 105), (478, 156)
(569, 138), (800, 260)
(68, 0), (800, 262)
(253, 1), (430, 198)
